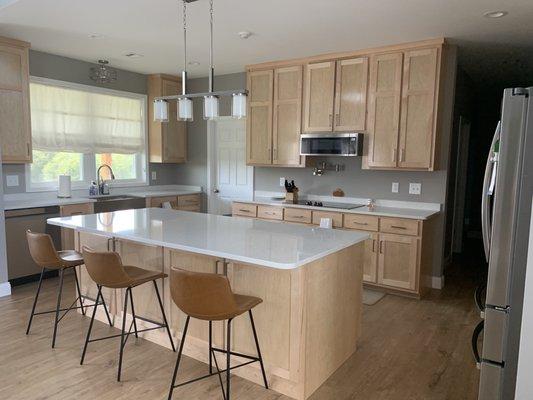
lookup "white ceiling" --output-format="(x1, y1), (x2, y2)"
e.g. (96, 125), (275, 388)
(1, 0), (533, 85)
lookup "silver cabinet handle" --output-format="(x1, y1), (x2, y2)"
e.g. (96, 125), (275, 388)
(390, 225), (406, 230)
(379, 240), (384, 254)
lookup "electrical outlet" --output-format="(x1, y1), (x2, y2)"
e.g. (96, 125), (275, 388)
(151, 171), (157, 180)
(409, 183), (422, 195)
(391, 182), (399, 193)
(279, 177), (285, 187)
(6, 175), (19, 187)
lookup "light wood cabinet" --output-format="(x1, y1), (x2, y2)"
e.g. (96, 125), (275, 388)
(311, 210), (343, 228)
(377, 233), (419, 291)
(247, 70), (273, 165)
(303, 61), (336, 132)
(232, 202), (258, 217)
(273, 66), (303, 166)
(59, 202), (94, 250)
(334, 57), (368, 131)
(147, 193), (201, 212)
(398, 48), (439, 169)
(0, 37), (32, 163)
(363, 233), (379, 283)
(365, 52), (403, 168)
(148, 74), (187, 163)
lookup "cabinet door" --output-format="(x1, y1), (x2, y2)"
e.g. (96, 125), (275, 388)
(273, 65), (303, 166)
(162, 79), (187, 163)
(247, 70), (273, 165)
(59, 202), (94, 250)
(377, 233), (419, 290)
(363, 233), (379, 283)
(0, 45), (31, 163)
(398, 48), (439, 169)
(303, 61), (335, 132)
(365, 53), (403, 168)
(334, 57), (368, 131)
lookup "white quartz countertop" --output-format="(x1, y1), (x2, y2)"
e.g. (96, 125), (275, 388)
(3, 186), (202, 211)
(47, 208), (368, 269)
(240, 197), (439, 220)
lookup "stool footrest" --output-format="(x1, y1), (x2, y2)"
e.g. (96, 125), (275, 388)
(211, 347), (260, 362)
(173, 359), (257, 389)
(87, 323), (166, 344)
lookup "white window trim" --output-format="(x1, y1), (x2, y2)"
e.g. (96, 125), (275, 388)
(26, 76), (149, 193)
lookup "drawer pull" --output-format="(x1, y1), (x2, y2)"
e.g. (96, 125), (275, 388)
(352, 221), (368, 225)
(379, 241), (384, 254)
(239, 209), (251, 213)
(292, 215), (304, 219)
(372, 239), (377, 253)
(390, 225), (407, 230)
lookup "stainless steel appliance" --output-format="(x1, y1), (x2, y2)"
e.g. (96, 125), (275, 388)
(300, 132), (363, 156)
(477, 88), (533, 399)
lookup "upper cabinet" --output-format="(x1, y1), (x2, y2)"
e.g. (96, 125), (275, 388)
(247, 66), (304, 167)
(0, 36), (32, 164)
(303, 57), (368, 133)
(148, 74), (187, 163)
(246, 38), (452, 171)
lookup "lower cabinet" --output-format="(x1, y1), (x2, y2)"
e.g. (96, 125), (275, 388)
(363, 233), (379, 283)
(376, 233), (419, 291)
(147, 193), (201, 212)
(59, 202), (94, 250)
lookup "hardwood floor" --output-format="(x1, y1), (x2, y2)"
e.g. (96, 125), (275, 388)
(0, 259), (481, 400)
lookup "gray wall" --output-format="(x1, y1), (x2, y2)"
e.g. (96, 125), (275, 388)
(2, 50), (180, 193)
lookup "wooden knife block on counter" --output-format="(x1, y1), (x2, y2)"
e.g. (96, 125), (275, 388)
(285, 190), (299, 204)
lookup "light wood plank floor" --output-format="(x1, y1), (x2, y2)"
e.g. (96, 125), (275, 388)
(0, 261), (480, 400)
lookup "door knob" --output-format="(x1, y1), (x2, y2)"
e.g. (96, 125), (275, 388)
(213, 188), (220, 193)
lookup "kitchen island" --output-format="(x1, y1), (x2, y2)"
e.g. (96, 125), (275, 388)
(48, 208), (368, 400)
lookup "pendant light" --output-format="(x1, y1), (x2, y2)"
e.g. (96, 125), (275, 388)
(177, 0), (193, 121)
(153, 0), (248, 119)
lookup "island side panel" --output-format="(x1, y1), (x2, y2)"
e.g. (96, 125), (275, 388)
(303, 242), (363, 398)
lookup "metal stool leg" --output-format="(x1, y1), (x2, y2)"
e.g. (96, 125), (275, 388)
(80, 286), (102, 365)
(129, 288), (139, 339)
(73, 267), (85, 315)
(209, 321), (213, 374)
(26, 268), (45, 335)
(168, 316), (190, 400)
(226, 318), (232, 400)
(117, 287), (130, 382)
(51, 268), (65, 348)
(249, 310), (268, 389)
(153, 280), (175, 351)
(100, 293), (114, 327)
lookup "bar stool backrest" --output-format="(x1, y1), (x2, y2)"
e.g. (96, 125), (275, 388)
(170, 268), (239, 321)
(26, 230), (63, 269)
(82, 246), (131, 288)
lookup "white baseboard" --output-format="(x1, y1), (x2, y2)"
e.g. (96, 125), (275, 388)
(427, 275), (445, 289)
(0, 281), (11, 297)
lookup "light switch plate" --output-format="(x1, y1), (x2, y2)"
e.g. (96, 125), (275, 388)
(280, 177), (285, 187)
(6, 175), (19, 187)
(409, 183), (422, 195)
(151, 171), (157, 180)
(392, 182), (399, 193)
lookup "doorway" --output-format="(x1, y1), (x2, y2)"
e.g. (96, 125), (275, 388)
(207, 117), (253, 215)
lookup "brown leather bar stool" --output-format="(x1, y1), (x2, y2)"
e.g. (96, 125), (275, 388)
(168, 268), (268, 400)
(80, 246), (176, 381)
(25, 230), (113, 348)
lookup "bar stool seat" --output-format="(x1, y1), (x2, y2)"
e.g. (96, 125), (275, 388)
(113, 265), (166, 288)
(57, 250), (84, 267)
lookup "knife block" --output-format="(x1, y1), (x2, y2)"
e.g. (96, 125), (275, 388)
(285, 189), (299, 204)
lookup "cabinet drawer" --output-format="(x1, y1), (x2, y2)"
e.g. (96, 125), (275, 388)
(149, 196), (177, 208)
(177, 193), (200, 207)
(59, 202), (94, 216)
(232, 203), (258, 218)
(343, 214), (378, 231)
(257, 205), (283, 220)
(177, 205), (201, 212)
(284, 208), (312, 224)
(380, 217), (420, 236)
(311, 211), (343, 228)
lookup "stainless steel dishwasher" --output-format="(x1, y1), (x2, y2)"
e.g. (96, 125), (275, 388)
(5, 206), (61, 284)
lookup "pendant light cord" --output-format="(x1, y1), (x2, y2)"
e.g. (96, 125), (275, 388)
(209, 0), (214, 92)
(182, 0), (187, 72)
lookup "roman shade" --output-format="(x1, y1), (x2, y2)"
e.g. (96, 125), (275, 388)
(30, 82), (145, 154)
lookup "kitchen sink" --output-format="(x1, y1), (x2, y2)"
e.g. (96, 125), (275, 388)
(86, 195), (147, 213)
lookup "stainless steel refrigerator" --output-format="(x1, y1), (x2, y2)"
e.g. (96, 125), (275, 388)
(479, 87), (533, 399)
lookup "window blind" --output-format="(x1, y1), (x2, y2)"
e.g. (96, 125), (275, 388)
(30, 82), (144, 154)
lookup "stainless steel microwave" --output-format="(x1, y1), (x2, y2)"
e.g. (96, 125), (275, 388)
(300, 133), (364, 156)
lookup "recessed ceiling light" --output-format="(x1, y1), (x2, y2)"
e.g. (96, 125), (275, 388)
(124, 52), (144, 58)
(238, 31), (252, 39)
(88, 33), (105, 39)
(483, 10), (508, 18)
(188, 61), (200, 66)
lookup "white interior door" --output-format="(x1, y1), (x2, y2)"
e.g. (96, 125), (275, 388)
(207, 118), (253, 215)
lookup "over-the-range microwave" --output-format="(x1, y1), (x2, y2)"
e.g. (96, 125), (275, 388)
(300, 132), (364, 156)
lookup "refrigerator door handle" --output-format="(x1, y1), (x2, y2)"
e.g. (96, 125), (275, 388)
(481, 121), (501, 262)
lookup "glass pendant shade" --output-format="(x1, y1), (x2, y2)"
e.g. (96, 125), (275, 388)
(203, 95), (219, 120)
(231, 92), (247, 119)
(154, 99), (169, 122)
(178, 98), (193, 121)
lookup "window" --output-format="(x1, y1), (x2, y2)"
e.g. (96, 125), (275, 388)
(27, 77), (148, 191)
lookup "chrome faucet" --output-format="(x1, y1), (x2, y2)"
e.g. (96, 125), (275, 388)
(97, 164), (115, 195)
